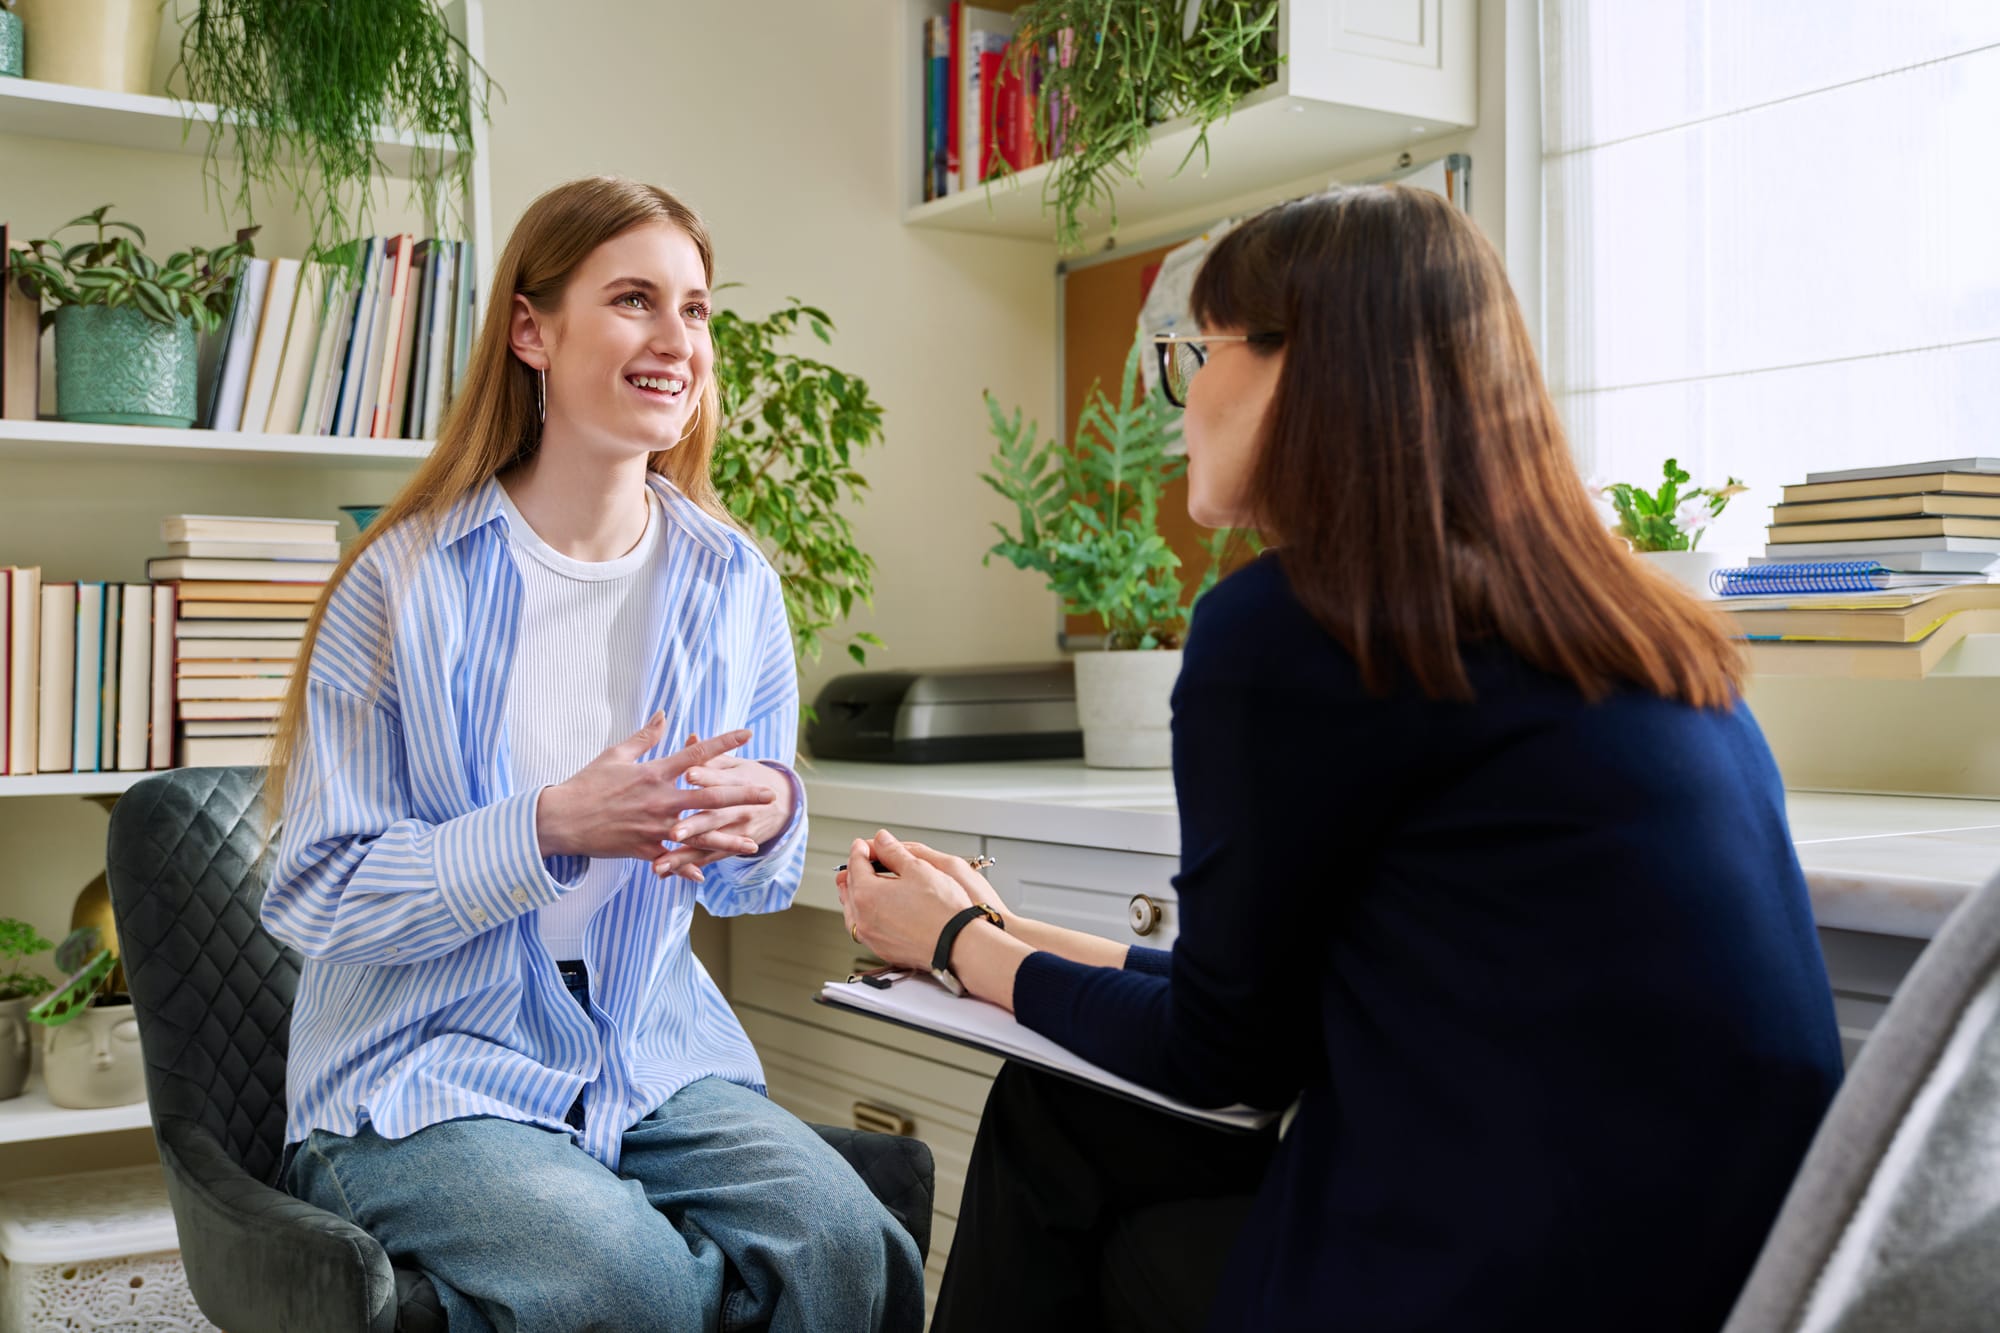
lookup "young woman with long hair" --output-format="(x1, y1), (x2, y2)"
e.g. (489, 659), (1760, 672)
(260, 176), (922, 1332)
(841, 184), (1843, 1331)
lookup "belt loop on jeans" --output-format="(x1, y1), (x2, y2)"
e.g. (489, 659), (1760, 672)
(556, 959), (587, 982)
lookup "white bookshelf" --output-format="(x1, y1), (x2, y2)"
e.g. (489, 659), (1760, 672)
(0, 75), (454, 175)
(901, 0), (1477, 245)
(0, 419), (432, 467)
(0, 771), (155, 799)
(0, 2), (493, 1161)
(0, 1076), (152, 1145)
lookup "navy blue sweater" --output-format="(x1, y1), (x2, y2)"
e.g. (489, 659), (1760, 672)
(1013, 554), (1843, 1332)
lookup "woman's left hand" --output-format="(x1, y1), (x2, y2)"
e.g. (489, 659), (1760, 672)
(651, 742), (796, 880)
(840, 830), (977, 969)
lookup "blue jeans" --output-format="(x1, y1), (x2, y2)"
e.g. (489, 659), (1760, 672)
(282, 971), (923, 1332)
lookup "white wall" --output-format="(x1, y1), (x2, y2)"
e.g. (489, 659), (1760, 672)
(479, 0), (1064, 710)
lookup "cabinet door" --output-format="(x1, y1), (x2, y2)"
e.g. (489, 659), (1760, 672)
(1818, 926), (1929, 1066)
(984, 838), (1181, 950)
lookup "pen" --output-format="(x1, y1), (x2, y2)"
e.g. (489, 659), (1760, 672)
(834, 854), (998, 874)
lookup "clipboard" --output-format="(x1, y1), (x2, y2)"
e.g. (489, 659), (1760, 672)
(816, 974), (1277, 1134)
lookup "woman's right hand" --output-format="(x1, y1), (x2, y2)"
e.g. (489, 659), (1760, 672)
(536, 712), (770, 869)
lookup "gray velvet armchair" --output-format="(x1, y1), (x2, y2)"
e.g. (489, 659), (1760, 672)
(104, 766), (933, 1333)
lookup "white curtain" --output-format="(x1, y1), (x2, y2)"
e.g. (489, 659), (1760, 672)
(1541, 2), (2000, 554)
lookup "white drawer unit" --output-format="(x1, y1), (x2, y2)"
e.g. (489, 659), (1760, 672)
(796, 816), (970, 913)
(985, 837), (1182, 950)
(732, 906), (1004, 1084)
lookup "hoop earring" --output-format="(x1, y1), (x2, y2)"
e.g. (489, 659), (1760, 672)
(536, 368), (547, 424)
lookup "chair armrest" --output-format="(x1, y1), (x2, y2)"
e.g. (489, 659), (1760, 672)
(157, 1117), (402, 1333)
(810, 1123), (936, 1264)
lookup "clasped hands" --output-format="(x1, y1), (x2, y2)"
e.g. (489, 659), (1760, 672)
(535, 710), (793, 882)
(837, 830), (1008, 970)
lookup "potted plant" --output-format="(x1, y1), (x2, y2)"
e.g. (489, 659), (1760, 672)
(999, 0), (1281, 251)
(8, 206), (253, 429)
(1597, 459), (1748, 597)
(172, 0), (492, 258)
(27, 925), (144, 1109)
(983, 338), (1241, 767)
(0, 918), (54, 1101)
(14, 0), (159, 94)
(710, 291), (887, 671)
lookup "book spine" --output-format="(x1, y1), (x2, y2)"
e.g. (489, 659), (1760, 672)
(150, 585), (175, 769)
(947, 3), (963, 192)
(977, 44), (1002, 180)
(210, 258), (271, 433)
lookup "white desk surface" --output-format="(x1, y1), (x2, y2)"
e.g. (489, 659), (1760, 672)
(800, 760), (2000, 941)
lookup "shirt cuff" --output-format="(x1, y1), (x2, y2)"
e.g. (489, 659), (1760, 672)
(433, 789), (588, 938)
(751, 760), (806, 860)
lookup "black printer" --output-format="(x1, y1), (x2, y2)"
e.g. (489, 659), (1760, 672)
(805, 662), (1082, 763)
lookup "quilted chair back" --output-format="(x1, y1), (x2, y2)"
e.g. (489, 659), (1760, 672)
(104, 766), (295, 1184)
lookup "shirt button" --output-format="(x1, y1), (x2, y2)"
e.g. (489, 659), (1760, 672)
(511, 888), (530, 905)
(470, 907), (488, 925)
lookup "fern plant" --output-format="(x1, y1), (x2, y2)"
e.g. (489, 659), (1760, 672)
(982, 338), (1238, 649)
(709, 291), (886, 668)
(0, 919), (53, 1004)
(1001, 0), (1281, 251)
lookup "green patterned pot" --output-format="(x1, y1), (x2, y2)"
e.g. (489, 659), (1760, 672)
(0, 9), (23, 79)
(54, 304), (198, 429)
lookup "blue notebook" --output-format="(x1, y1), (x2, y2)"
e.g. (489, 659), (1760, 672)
(1709, 561), (1957, 596)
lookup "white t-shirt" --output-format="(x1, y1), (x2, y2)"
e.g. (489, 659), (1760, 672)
(495, 483), (665, 962)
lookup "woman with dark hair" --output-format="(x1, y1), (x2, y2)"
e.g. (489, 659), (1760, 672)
(840, 184), (1843, 1331)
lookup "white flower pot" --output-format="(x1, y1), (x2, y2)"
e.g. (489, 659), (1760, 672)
(1073, 649), (1182, 769)
(42, 1000), (145, 1109)
(1637, 549), (1733, 599)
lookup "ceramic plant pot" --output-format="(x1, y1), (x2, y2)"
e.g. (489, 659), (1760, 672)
(54, 304), (199, 428)
(1073, 649), (1183, 769)
(15, 0), (161, 94)
(0, 996), (31, 1101)
(42, 1000), (145, 1109)
(1638, 548), (1732, 600)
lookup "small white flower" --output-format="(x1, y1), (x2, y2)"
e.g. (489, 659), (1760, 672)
(1674, 498), (1714, 533)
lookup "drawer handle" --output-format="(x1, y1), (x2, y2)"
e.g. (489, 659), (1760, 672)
(853, 1101), (915, 1137)
(1128, 894), (1163, 937)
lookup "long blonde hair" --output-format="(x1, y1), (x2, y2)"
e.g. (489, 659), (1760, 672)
(263, 176), (730, 828)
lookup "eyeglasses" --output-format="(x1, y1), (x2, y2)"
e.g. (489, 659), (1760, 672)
(1151, 331), (1284, 408)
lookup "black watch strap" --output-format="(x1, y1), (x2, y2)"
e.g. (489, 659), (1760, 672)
(932, 904), (1004, 979)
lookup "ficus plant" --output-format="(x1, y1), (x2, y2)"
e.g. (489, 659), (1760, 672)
(0, 919), (53, 1004)
(709, 290), (886, 669)
(998, 0), (1282, 251)
(7, 206), (255, 332)
(982, 338), (1245, 649)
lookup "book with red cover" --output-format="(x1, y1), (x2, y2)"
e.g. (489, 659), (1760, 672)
(946, 3), (963, 192)
(978, 45), (1004, 180)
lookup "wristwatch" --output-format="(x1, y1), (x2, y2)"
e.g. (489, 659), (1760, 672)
(931, 904), (1005, 997)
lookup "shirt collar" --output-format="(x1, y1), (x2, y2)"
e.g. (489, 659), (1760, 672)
(434, 470), (736, 563)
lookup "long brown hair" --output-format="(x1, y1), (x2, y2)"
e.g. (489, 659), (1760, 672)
(1191, 185), (1742, 708)
(263, 176), (731, 825)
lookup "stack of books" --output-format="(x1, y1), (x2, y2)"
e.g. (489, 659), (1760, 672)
(922, 5), (1052, 201)
(1757, 457), (2000, 575)
(147, 514), (337, 767)
(203, 236), (476, 440)
(0, 568), (173, 775)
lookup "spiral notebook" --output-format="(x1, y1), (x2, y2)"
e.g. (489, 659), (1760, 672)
(1711, 561), (1988, 597)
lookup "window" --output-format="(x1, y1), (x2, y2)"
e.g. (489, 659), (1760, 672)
(1542, 3), (2000, 552)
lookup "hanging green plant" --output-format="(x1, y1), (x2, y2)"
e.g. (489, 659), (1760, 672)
(1002, 0), (1281, 251)
(172, 0), (495, 259)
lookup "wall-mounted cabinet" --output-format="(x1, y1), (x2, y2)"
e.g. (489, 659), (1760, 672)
(901, 0), (1477, 244)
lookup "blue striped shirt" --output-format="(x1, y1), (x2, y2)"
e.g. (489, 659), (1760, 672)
(264, 473), (807, 1170)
